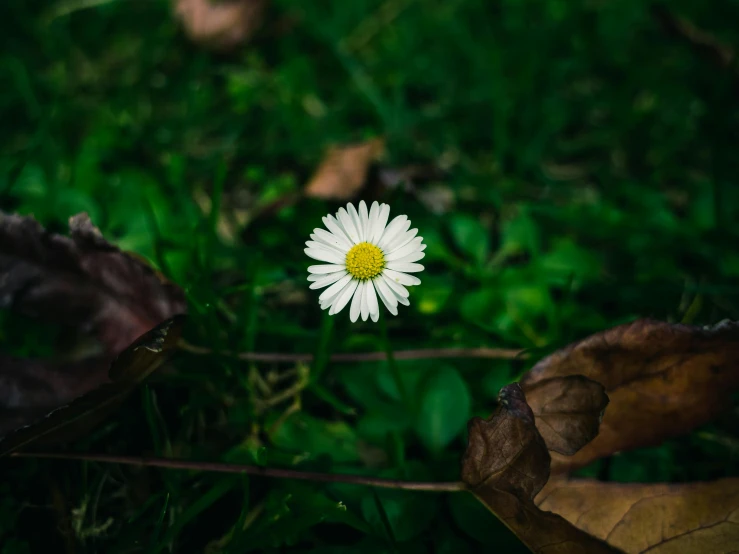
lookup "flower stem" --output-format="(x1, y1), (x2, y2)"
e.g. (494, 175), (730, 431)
(379, 311), (411, 409)
(10, 452), (466, 493)
(311, 310), (335, 382)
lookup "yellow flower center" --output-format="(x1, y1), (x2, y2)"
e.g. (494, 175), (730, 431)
(345, 242), (385, 280)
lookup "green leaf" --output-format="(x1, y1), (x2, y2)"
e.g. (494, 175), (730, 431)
(537, 238), (602, 286)
(495, 208), (540, 262)
(412, 276), (453, 315)
(359, 464), (439, 542)
(0, 316), (185, 456)
(270, 412), (360, 464)
(415, 365), (471, 452)
(448, 214), (490, 265)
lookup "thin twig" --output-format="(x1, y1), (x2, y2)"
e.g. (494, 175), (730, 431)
(652, 5), (735, 68)
(11, 452), (466, 493)
(179, 340), (525, 363)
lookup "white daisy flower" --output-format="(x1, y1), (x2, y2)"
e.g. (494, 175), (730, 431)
(305, 201), (425, 322)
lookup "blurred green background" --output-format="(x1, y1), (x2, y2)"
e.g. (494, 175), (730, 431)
(2, 0), (739, 552)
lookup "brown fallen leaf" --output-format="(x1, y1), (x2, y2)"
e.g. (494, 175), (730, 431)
(174, 0), (267, 51)
(0, 316), (185, 456)
(0, 212), (186, 435)
(520, 319), (739, 473)
(524, 375), (609, 455)
(536, 478), (739, 554)
(304, 138), (385, 201)
(0, 212), (187, 354)
(461, 384), (622, 553)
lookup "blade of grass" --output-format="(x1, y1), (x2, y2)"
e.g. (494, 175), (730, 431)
(371, 490), (398, 552)
(203, 160), (227, 275)
(157, 477), (236, 551)
(309, 382), (357, 416)
(147, 493), (170, 554)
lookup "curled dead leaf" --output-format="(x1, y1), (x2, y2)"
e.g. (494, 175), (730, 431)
(536, 478), (739, 554)
(520, 319), (739, 473)
(0, 212), (186, 354)
(524, 375), (609, 456)
(304, 138), (385, 201)
(462, 384), (550, 498)
(174, 0), (266, 51)
(0, 212), (186, 437)
(461, 384), (621, 553)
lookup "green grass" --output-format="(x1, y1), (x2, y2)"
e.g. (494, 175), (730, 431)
(2, 0), (739, 551)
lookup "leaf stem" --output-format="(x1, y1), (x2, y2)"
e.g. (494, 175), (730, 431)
(178, 340), (524, 364)
(10, 452), (466, 493)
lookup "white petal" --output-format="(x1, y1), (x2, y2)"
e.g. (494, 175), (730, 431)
(350, 282), (364, 322)
(371, 204), (391, 243)
(374, 277), (398, 316)
(309, 235), (348, 260)
(319, 274), (353, 303)
(358, 201), (370, 240)
(394, 251), (425, 264)
(366, 280), (379, 321)
(314, 227), (351, 251)
(386, 262), (424, 273)
(347, 203), (364, 242)
(378, 216), (409, 250)
(323, 215), (352, 245)
(397, 295), (410, 306)
(371, 309), (379, 322)
(305, 247), (345, 264)
(386, 238), (424, 261)
(368, 201), (380, 242)
(308, 264), (345, 274)
(337, 208), (360, 244)
(360, 281), (370, 321)
(329, 280), (358, 315)
(382, 274), (410, 298)
(309, 271), (347, 290)
(383, 268), (421, 286)
(386, 229), (419, 254)
(306, 240), (344, 257)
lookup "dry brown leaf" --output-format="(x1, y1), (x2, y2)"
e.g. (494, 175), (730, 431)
(536, 478), (739, 554)
(461, 384), (622, 553)
(520, 319), (739, 473)
(0, 212), (186, 435)
(304, 138), (385, 201)
(174, 0), (266, 51)
(524, 375), (609, 455)
(0, 212), (186, 353)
